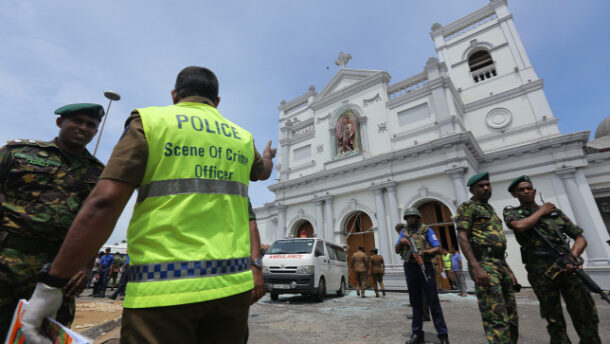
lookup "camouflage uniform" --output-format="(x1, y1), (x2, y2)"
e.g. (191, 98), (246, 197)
(503, 206), (600, 344)
(0, 139), (104, 338)
(456, 199), (518, 344)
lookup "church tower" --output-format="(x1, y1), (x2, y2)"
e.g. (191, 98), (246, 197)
(430, 0), (559, 152)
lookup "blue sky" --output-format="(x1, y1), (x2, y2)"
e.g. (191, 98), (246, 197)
(1, 1), (608, 244)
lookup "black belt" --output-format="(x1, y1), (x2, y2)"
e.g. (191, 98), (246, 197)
(0, 231), (60, 255)
(473, 245), (505, 261)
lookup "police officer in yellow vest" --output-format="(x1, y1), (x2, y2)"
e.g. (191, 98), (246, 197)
(441, 250), (456, 290)
(20, 66), (276, 344)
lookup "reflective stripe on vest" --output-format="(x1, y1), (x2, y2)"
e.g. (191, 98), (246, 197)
(129, 257), (251, 283)
(136, 178), (248, 202)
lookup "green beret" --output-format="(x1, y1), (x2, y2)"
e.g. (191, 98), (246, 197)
(467, 172), (489, 187)
(54, 103), (104, 120)
(508, 175), (532, 192)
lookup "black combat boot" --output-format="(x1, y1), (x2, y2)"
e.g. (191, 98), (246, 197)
(406, 332), (424, 344)
(438, 335), (450, 344)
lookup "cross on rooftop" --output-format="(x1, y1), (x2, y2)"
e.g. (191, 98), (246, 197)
(335, 51), (352, 69)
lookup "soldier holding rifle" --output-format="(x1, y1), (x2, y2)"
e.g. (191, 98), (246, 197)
(395, 207), (449, 344)
(503, 175), (601, 343)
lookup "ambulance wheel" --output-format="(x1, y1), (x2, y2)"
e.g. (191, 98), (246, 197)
(337, 278), (346, 297)
(270, 293), (278, 301)
(314, 278), (326, 302)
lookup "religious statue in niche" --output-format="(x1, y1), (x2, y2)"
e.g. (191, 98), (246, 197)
(335, 110), (359, 154)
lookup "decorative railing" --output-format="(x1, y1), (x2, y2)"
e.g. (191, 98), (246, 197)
(387, 74), (429, 100)
(471, 63), (497, 83)
(444, 13), (497, 42)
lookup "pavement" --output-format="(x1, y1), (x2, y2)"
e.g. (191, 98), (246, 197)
(247, 288), (610, 344)
(74, 288), (610, 343)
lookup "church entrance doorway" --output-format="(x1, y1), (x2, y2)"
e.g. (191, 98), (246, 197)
(345, 211), (374, 288)
(417, 201), (457, 290)
(295, 220), (314, 238)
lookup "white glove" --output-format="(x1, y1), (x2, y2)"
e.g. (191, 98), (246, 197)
(21, 282), (63, 344)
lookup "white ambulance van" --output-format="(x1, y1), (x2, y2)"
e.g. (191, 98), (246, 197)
(263, 238), (348, 301)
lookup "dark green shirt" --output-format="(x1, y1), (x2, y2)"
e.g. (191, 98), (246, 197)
(0, 139), (104, 243)
(503, 205), (582, 251)
(456, 199), (507, 251)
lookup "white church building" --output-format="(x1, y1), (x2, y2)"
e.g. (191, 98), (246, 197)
(254, 0), (610, 289)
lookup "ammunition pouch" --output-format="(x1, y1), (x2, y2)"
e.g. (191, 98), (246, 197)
(0, 230), (60, 256)
(544, 262), (563, 280)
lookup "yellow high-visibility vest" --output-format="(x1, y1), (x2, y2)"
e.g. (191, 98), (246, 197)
(123, 101), (254, 308)
(443, 253), (452, 271)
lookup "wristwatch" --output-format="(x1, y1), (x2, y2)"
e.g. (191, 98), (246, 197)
(38, 263), (70, 289)
(251, 257), (263, 269)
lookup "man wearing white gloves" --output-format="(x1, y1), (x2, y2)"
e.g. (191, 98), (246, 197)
(20, 66), (276, 343)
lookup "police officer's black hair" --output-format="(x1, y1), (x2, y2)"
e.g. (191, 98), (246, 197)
(175, 66), (219, 101)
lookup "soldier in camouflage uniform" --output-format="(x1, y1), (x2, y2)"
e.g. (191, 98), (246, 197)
(503, 175), (600, 344)
(456, 172), (518, 344)
(0, 103), (104, 338)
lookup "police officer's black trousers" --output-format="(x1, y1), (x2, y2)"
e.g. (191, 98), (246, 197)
(404, 262), (448, 336)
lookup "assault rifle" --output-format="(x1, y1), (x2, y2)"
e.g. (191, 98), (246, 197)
(531, 225), (610, 304)
(404, 232), (430, 282)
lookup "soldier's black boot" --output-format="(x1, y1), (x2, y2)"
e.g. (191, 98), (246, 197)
(438, 335), (449, 344)
(406, 332), (424, 344)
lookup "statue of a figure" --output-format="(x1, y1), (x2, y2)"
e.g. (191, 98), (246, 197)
(335, 110), (359, 154)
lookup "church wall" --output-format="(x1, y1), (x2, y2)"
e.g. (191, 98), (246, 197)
(397, 174), (458, 210)
(264, 0), (610, 289)
(253, 206), (278, 246)
(462, 96), (557, 152)
(283, 85), (393, 180)
(585, 152), (610, 194)
(442, 23), (522, 101)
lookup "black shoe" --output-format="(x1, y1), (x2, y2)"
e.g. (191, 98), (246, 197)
(406, 332), (424, 344)
(356, 291), (360, 296)
(438, 336), (450, 344)
(108, 295), (117, 300)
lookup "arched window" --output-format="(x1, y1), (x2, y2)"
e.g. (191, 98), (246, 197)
(468, 50), (496, 83)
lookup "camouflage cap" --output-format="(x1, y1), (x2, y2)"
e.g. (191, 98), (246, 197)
(508, 175), (532, 192)
(466, 171), (489, 187)
(54, 103), (104, 120)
